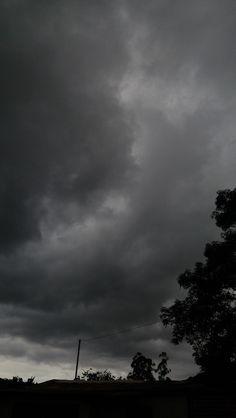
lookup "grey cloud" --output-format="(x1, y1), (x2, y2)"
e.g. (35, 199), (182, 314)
(0, 0), (134, 251)
(0, 0), (236, 380)
(125, 0), (236, 95)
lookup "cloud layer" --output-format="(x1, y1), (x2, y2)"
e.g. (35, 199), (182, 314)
(0, 0), (235, 380)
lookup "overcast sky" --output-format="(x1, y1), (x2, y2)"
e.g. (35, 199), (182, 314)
(1, 0), (236, 382)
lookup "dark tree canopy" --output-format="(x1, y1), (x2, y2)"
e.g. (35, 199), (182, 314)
(0, 377), (35, 386)
(161, 189), (236, 375)
(80, 368), (116, 382)
(127, 352), (157, 381)
(157, 352), (171, 381)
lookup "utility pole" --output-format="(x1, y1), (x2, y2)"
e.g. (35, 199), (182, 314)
(74, 338), (81, 380)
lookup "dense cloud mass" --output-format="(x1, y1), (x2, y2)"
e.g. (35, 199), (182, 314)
(0, 0), (235, 380)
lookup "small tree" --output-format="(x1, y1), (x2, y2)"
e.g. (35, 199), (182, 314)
(127, 352), (157, 381)
(161, 189), (236, 375)
(81, 368), (116, 382)
(157, 352), (171, 381)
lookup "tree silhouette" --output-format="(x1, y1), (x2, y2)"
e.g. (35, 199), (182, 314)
(161, 189), (236, 375)
(127, 352), (157, 381)
(81, 368), (116, 382)
(157, 352), (171, 381)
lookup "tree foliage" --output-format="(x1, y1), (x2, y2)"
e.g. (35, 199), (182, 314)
(157, 352), (171, 381)
(161, 189), (236, 374)
(127, 352), (157, 381)
(0, 376), (35, 386)
(80, 368), (116, 382)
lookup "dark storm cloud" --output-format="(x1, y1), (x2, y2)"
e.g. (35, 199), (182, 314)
(0, 0), (133, 251)
(126, 0), (236, 92)
(0, 0), (236, 380)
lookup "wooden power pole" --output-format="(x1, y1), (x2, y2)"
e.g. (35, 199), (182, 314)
(74, 338), (81, 380)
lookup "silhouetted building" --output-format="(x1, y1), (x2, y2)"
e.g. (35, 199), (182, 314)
(0, 379), (235, 417)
